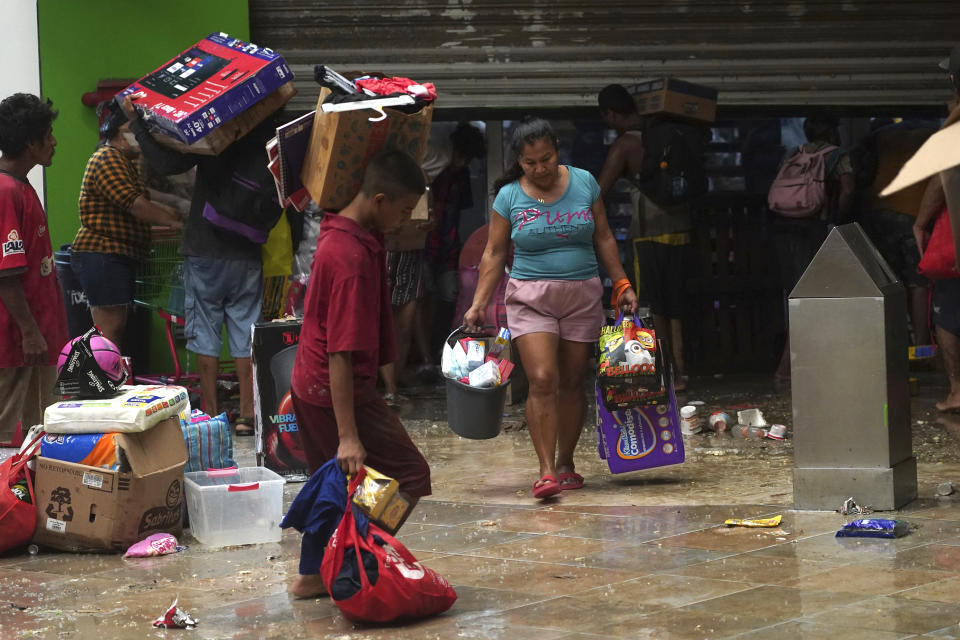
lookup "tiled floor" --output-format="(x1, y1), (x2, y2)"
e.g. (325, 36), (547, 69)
(3, 374), (960, 638)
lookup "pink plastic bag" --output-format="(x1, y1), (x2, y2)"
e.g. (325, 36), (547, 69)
(124, 533), (180, 558)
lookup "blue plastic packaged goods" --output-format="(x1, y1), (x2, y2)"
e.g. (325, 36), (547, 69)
(40, 433), (122, 470)
(835, 518), (910, 538)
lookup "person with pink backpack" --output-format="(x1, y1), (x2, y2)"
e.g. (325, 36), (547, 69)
(770, 116), (855, 386)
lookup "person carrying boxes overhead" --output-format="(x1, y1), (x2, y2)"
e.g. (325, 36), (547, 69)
(288, 150), (432, 599)
(120, 97), (280, 437)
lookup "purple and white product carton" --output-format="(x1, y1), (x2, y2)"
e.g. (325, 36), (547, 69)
(595, 381), (685, 474)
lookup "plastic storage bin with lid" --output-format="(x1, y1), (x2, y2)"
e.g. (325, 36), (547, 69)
(184, 467), (285, 547)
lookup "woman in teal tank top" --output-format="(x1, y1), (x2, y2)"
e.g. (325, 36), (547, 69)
(464, 117), (638, 500)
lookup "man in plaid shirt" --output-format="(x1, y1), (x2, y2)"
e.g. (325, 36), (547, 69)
(71, 101), (182, 349)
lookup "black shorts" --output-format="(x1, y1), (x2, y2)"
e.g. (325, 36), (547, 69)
(634, 241), (690, 318)
(70, 251), (137, 307)
(933, 278), (960, 337)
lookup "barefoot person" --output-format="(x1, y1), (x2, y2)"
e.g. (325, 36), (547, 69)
(464, 117), (638, 500)
(288, 150), (431, 598)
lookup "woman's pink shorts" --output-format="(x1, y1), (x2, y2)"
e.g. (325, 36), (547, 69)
(505, 277), (604, 343)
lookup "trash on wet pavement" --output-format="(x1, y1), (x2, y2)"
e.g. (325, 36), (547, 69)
(737, 408), (767, 428)
(708, 411), (730, 433)
(724, 514), (782, 527)
(835, 518), (911, 538)
(153, 597), (197, 629)
(765, 424), (788, 440)
(838, 497), (873, 516)
(123, 532), (182, 558)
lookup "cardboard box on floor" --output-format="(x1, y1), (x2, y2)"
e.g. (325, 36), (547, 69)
(301, 87), (433, 211)
(152, 82), (297, 155)
(628, 77), (717, 124)
(32, 417), (187, 553)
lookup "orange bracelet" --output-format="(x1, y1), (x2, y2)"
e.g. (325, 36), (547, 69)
(611, 278), (632, 308)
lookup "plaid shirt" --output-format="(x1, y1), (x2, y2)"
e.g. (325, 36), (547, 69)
(73, 145), (150, 259)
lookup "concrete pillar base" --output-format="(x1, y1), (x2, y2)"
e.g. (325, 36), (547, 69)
(793, 457), (918, 511)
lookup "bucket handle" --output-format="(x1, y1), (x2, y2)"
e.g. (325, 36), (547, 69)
(445, 324), (495, 347)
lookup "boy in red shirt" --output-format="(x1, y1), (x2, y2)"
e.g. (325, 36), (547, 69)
(0, 93), (66, 445)
(289, 150), (430, 598)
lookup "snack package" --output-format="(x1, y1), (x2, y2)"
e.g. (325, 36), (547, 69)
(44, 385), (190, 434)
(597, 316), (663, 410)
(153, 598), (197, 629)
(351, 465), (411, 530)
(835, 518), (910, 538)
(124, 533), (181, 558)
(724, 515), (782, 528)
(488, 327), (511, 357)
(468, 360), (500, 388)
(40, 433), (122, 470)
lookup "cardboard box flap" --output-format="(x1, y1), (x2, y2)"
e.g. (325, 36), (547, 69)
(881, 120), (960, 196)
(116, 417), (187, 475)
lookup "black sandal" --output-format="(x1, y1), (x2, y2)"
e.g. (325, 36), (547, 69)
(235, 417), (255, 437)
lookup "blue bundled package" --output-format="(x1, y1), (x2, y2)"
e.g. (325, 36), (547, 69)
(835, 518), (910, 538)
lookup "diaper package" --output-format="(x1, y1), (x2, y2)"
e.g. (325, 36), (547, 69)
(40, 433), (123, 470)
(44, 385), (190, 434)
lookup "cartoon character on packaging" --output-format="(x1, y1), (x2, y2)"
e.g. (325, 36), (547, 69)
(625, 340), (655, 367)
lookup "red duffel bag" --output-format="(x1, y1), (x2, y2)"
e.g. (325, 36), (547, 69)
(321, 469), (457, 623)
(919, 205), (960, 280)
(0, 432), (44, 554)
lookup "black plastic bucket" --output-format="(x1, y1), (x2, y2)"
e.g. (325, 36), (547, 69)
(444, 326), (509, 440)
(54, 244), (93, 338)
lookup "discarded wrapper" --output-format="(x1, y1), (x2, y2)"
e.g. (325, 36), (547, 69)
(835, 518), (910, 539)
(153, 598), (197, 629)
(724, 515), (782, 528)
(124, 532), (182, 558)
(839, 497), (873, 516)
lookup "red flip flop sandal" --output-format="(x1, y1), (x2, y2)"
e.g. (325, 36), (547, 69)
(532, 475), (561, 499)
(558, 472), (584, 490)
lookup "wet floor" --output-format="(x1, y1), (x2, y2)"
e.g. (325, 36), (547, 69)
(3, 371), (960, 639)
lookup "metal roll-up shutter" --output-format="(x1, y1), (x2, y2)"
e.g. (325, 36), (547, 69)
(251, 1), (960, 113)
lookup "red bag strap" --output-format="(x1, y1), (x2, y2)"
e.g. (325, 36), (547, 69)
(345, 466), (367, 504)
(8, 431), (46, 474)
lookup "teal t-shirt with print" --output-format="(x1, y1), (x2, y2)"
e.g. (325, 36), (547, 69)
(493, 166), (601, 281)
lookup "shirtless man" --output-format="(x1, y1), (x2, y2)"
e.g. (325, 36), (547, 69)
(596, 83), (689, 391)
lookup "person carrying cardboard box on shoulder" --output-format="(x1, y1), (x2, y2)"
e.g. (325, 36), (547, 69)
(288, 150), (431, 599)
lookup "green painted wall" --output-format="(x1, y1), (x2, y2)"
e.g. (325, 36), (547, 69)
(38, 0), (249, 250)
(37, 1), (249, 374)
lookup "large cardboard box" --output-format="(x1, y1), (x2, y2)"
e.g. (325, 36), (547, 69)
(32, 417), (187, 552)
(881, 119), (960, 196)
(253, 319), (308, 480)
(152, 82), (297, 156)
(119, 32), (292, 147)
(301, 88), (433, 211)
(629, 77), (717, 124)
